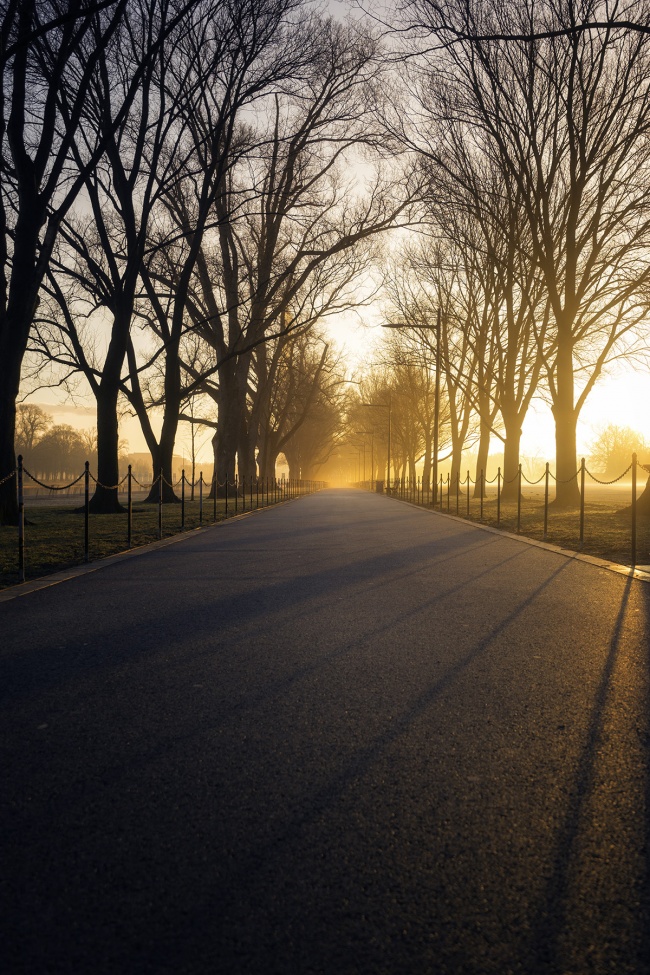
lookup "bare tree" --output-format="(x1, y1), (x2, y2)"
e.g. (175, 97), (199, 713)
(400, 0), (650, 504)
(0, 0), (128, 520)
(254, 328), (343, 480)
(123, 0), (320, 498)
(33, 0), (196, 511)
(14, 403), (51, 453)
(177, 15), (419, 492)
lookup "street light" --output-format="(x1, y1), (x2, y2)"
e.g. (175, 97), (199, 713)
(361, 398), (392, 491)
(381, 308), (441, 503)
(355, 430), (374, 489)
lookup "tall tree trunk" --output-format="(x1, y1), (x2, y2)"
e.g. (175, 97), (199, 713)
(88, 307), (134, 513)
(552, 333), (581, 507)
(632, 474), (650, 515)
(473, 420), (491, 498)
(143, 350), (182, 504)
(238, 412), (257, 485)
(500, 407), (522, 503)
(449, 433), (464, 496)
(0, 336), (22, 525)
(90, 380), (126, 513)
(0, 206), (45, 524)
(422, 434), (432, 493)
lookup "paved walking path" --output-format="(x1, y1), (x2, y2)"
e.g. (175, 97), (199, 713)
(2, 489), (649, 975)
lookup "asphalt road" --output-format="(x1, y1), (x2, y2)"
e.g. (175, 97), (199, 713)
(2, 489), (649, 975)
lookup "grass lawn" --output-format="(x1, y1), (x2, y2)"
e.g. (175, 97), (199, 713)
(2, 488), (648, 591)
(406, 492), (650, 569)
(0, 495), (274, 590)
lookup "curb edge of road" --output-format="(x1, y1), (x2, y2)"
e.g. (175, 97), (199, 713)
(386, 493), (650, 584)
(0, 500), (297, 604)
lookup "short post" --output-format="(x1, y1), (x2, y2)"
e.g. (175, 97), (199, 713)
(579, 457), (585, 549)
(242, 474), (245, 512)
(447, 473), (450, 511)
(480, 469), (484, 520)
(440, 473), (443, 510)
(181, 469), (185, 530)
(543, 462), (549, 541)
(517, 464), (522, 534)
(84, 461), (90, 562)
(466, 471), (470, 517)
(256, 477), (259, 509)
(632, 452), (637, 567)
(158, 468), (163, 540)
(497, 467), (501, 526)
(250, 473), (253, 510)
(235, 475), (238, 513)
(225, 474), (229, 517)
(213, 473), (217, 522)
(199, 472), (203, 525)
(127, 464), (133, 548)
(456, 470), (460, 515)
(17, 455), (25, 583)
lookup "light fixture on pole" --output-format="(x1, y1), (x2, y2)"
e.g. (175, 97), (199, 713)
(381, 310), (441, 503)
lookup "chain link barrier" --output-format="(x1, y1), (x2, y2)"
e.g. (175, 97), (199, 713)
(383, 454), (647, 570)
(521, 470), (547, 485)
(130, 473), (151, 489)
(0, 468), (16, 487)
(585, 464), (633, 486)
(23, 468), (85, 490)
(88, 472), (129, 490)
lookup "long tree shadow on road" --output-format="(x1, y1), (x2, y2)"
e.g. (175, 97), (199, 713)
(528, 575), (650, 975)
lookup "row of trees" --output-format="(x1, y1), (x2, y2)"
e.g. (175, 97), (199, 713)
(369, 0), (650, 505)
(4, 0), (650, 521)
(1, 0), (418, 520)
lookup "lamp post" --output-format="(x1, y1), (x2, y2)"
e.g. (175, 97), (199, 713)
(362, 399), (391, 491)
(355, 430), (374, 489)
(382, 308), (441, 503)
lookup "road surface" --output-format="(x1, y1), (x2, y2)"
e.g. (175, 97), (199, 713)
(1, 489), (649, 974)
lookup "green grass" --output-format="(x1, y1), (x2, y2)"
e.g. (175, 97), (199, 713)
(0, 495), (278, 590)
(402, 493), (650, 568)
(2, 488), (648, 591)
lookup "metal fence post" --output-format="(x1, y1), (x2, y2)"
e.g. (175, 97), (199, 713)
(456, 470), (460, 515)
(235, 475), (239, 513)
(127, 464), (133, 548)
(447, 473), (450, 511)
(181, 469), (185, 530)
(225, 474), (229, 518)
(579, 458), (585, 549)
(84, 461), (90, 562)
(213, 473), (217, 522)
(632, 452), (637, 567)
(480, 469), (484, 520)
(517, 464), (522, 534)
(158, 468), (163, 540)
(17, 455), (25, 583)
(543, 462), (549, 541)
(199, 472), (203, 525)
(466, 471), (470, 517)
(497, 467), (501, 527)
